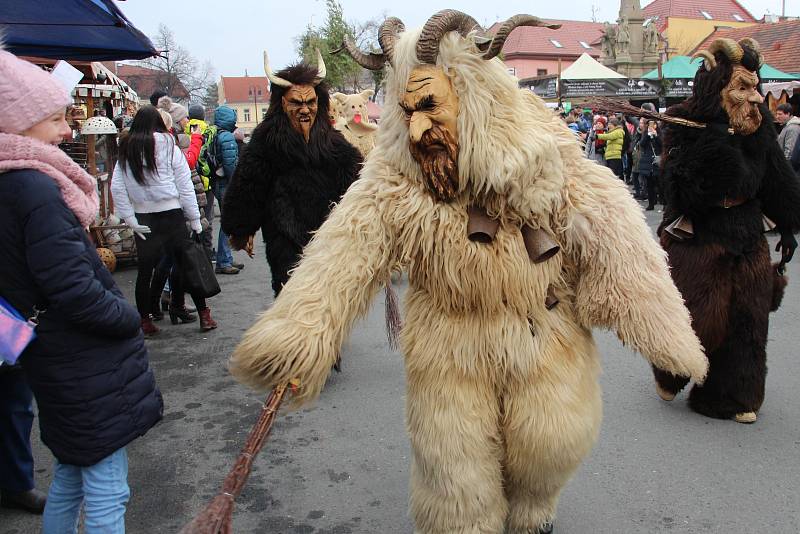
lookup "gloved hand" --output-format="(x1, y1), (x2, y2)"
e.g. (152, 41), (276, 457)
(123, 217), (151, 240)
(189, 218), (203, 235)
(775, 229), (797, 267)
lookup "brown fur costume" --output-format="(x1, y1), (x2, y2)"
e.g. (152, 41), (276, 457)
(654, 39), (800, 419)
(229, 12), (707, 533)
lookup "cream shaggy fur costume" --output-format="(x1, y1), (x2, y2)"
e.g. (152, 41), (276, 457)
(230, 28), (708, 534)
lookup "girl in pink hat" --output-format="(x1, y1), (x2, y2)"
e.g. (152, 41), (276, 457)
(0, 47), (162, 533)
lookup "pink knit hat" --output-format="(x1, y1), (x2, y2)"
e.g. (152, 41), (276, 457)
(0, 50), (72, 134)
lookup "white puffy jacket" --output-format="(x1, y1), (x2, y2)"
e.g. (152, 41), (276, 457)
(111, 132), (199, 224)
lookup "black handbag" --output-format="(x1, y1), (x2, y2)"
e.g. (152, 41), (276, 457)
(179, 234), (221, 298)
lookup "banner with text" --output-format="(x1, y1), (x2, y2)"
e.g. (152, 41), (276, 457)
(561, 78), (660, 98)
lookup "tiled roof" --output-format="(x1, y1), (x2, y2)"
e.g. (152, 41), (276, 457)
(115, 64), (189, 100)
(692, 19), (800, 74)
(642, 0), (757, 30)
(499, 19), (604, 59)
(220, 76), (270, 104)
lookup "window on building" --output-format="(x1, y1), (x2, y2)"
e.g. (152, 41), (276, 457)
(700, 10), (713, 19)
(257, 88), (262, 96)
(233, 109), (238, 120)
(248, 88), (252, 95)
(579, 41), (591, 49)
(243, 108), (250, 122)
(549, 39), (563, 48)
(537, 69), (548, 76)
(732, 13), (745, 21)
(262, 108), (268, 119)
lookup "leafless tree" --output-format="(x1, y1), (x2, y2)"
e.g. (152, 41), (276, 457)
(137, 24), (215, 103)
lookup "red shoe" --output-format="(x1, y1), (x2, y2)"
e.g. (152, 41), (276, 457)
(141, 316), (160, 336)
(198, 308), (217, 331)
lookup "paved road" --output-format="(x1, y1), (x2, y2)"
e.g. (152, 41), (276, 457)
(3, 207), (799, 534)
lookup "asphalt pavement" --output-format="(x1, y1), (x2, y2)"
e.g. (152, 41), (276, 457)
(2, 205), (799, 534)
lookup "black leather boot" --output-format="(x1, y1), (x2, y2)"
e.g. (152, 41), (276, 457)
(1, 488), (47, 514)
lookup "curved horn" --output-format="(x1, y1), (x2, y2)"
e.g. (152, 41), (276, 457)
(340, 36), (387, 70)
(707, 38), (744, 64)
(738, 37), (764, 66)
(416, 9), (483, 64)
(378, 17), (406, 66)
(482, 15), (561, 60)
(263, 50), (292, 88)
(692, 50), (717, 71)
(313, 48), (326, 85)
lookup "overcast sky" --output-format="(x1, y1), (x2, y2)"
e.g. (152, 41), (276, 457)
(118, 0), (795, 79)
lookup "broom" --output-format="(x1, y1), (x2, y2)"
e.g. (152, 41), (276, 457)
(586, 96), (709, 129)
(179, 382), (290, 534)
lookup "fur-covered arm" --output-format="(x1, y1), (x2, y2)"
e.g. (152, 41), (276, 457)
(228, 175), (398, 405)
(565, 167), (707, 382)
(758, 141), (800, 234)
(221, 143), (268, 239)
(662, 126), (743, 219)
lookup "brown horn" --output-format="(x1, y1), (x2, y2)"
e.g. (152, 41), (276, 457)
(340, 36), (387, 70)
(482, 15), (561, 60)
(263, 50), (292, 88)
(738, 37), (764, 66)
(692, 50), (717, 71)
(379, 17), (405, 67)
(707, 38), (744, 64)
(416, 9), (483, 64)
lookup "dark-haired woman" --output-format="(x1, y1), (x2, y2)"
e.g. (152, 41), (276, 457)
(111, 105), (216, 334)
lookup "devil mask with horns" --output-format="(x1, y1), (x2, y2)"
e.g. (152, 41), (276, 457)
(342, 13), (559, 202)
(691, 38), (764, 135)
(264, 49), (327, 143)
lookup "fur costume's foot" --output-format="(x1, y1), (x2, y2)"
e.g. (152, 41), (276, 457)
(734, 411), (757, 424)
(656, 383), (676, 401)
(509, 521), (554, 534)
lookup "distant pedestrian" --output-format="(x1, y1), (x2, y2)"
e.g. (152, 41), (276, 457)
(775, 103), (800, 158)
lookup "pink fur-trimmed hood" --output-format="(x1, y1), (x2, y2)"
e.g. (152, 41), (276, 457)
(0, 133), (99, 227)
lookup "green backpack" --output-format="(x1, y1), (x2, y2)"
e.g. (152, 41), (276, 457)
(197, 125), (220, 180)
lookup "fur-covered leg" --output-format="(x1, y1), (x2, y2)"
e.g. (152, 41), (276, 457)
(503, 334), (602, 534)
(407, 360), (507, 534)
(688, 242), (772, 419)
(651, 365), (690, 400)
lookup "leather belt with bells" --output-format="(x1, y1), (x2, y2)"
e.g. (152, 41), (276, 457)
(467, 205), (561, 310)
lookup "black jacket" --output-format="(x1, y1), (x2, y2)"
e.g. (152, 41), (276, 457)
(637, 130), (662, 176)
(0, 169), (162, 466)
(659, 104), (800, 251)
(222, 115), (362, 295)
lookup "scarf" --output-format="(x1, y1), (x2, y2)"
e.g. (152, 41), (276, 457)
(0, 133), (99, 228)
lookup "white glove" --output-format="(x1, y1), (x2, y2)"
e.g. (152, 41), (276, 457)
(189, 218), (203, 235)
(123, 217), (151, 240)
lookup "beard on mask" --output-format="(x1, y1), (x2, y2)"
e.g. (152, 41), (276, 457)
(408, 124), (459, 202)
(727, 102), (762, 136)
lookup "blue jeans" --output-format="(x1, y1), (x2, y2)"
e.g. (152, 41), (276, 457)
(213, 180), (233, 268)
(42, 448), (129, 534)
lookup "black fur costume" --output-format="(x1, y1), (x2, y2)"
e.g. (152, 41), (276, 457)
(221, 65), (363, 296)
(654, 45), (800, 419)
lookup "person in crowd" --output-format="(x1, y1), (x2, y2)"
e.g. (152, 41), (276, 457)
(0, 48), (162, 532)
(639, 119), (662, 210)
(183, 103), (216, 261)
(149, 89), (167, 107)
(775, 102), (800, 158)
(211, 105), (243, 275)
(565, 115), (581, 136)
(111, 106), (216, 333)
(597, 116), (625, 179)
(584, 115), (606, 163)
(630, 117), (646, 200)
